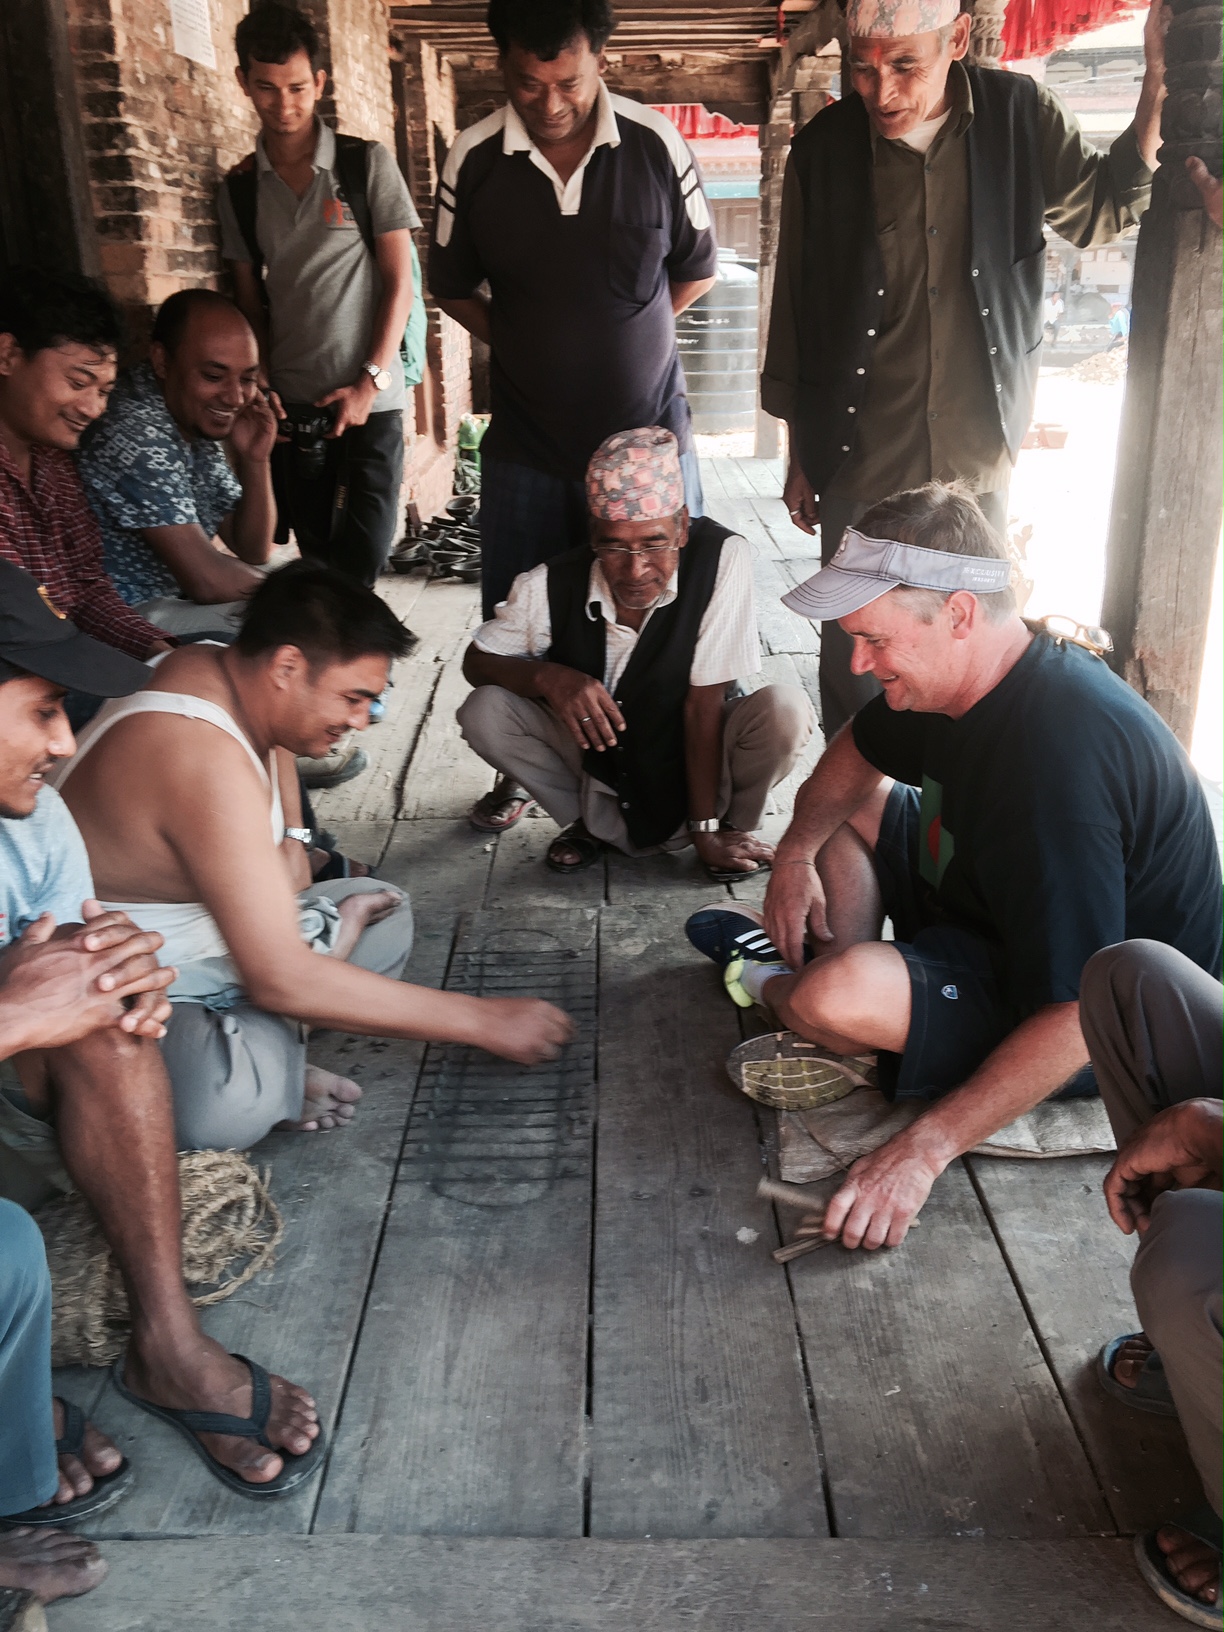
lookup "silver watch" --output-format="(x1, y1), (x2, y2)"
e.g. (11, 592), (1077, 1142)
(284, 826), (314, 845)
(687, 818), (720, 834)
(361, 360), (392, 391)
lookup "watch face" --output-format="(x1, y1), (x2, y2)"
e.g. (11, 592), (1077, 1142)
(369, 366), (391, 390)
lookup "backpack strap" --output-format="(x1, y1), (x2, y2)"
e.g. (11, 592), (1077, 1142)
(224, 154), (264, 291)
(333, 134), (375, 257)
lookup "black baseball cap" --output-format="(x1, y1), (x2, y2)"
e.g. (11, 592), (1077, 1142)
(0, 560), (151, 695)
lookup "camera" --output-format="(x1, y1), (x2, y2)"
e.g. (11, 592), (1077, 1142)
(280, 402), (337, 480)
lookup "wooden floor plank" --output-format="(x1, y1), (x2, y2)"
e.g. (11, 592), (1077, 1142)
(483, 811), (607, 910)
(315, 908), (597, 1537)
(786, 1162), (1114, 1539)
(968, 1154), (1203, 1534)
(51, 1535), (1183, 1632)
(753, 552), (821, 657)
(590, 902), (827, 1539)
(398, 651), (494, 819)
(312, 575), (476, 826)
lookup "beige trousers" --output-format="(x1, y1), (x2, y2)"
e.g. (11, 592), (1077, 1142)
(457, 683), (815, 857)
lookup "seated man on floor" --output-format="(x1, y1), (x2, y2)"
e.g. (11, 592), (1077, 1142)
(76, 288), (278, 639)
(0, 559), (322, 1502)
(458, 427), (815, 879)
(49, 560), (572, 1153)
(0, 268), (167, 663)
(685, 483), (1222, 1249)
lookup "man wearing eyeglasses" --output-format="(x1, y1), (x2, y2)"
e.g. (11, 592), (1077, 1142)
(457, 427), (815, 878)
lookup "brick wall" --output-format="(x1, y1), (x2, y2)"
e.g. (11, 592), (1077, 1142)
(65, 0), (256, 325)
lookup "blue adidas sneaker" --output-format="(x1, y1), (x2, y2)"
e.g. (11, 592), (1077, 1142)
(685, 903), (788, 1008)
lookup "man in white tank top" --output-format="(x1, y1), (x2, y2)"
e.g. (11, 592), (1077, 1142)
(56, 561), (573, 1154)
(0, 560), (326, 1503)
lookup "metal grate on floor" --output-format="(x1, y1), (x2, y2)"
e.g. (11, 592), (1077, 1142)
(401, 926), (597, 1206)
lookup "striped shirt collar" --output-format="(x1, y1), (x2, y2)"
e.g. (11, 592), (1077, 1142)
(502, 83), (621, 215)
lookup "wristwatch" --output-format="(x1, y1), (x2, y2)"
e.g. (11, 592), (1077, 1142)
(284, 826), (314, 846)
(361, 360), (393, 391)
(687, 818), (720, 834)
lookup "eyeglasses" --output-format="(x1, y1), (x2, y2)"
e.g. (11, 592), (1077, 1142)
(593, 544), (679, 558)
(1040, 615), (1114, 656)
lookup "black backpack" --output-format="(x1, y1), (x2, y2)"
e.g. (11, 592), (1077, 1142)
(223, 133), (426, 386)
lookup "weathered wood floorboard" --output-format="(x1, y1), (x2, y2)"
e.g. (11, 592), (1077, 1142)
(315, 908), (597, 1537)
(590, 902), (826, 1539)
(49, 1535), (1183, 1632)
(483, 811), (607, 910)
(968, 1153), (1203, 1534)
(786, 1162), (1113, 1539)
(398, 649), (494, 819)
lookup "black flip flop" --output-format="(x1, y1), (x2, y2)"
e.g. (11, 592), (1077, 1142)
(0, 1398), (133, 1529)
(1134, 1507), (1223, 1628)
(545, 821), (603, 874)
(110, 1353), (326, 1501)
(1097, 1331), (1177, 1416)
(704, 858), (773, 885)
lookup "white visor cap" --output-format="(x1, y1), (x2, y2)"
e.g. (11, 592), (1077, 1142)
(782, 527), (1013, 621)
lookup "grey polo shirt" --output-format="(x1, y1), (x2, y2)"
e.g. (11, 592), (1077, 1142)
(218, 120), (420, 412)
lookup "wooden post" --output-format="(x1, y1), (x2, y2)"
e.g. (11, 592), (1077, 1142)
(967, 0), (1008, 67)
(1101, 0), (1223, 746)
(754, 94), (792, 459)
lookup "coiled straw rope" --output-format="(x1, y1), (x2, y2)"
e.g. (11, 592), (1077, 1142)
(36, 1150), (284, 1368)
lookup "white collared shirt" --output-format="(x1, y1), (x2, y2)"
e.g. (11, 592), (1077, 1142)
(500, 82), (623, 215)
(472, 533), (761, 692)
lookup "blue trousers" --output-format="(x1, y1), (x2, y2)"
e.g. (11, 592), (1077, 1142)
(478, 451), (706, 619)
(0, 1199), (56, 1515)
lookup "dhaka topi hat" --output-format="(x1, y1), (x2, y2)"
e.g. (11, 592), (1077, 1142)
(782, 527), (1012, 621)
(585, 427), (685, 522)
(846, 0), (961, 36)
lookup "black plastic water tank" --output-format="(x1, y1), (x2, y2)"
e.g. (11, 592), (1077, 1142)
(675, 253), (759, 433)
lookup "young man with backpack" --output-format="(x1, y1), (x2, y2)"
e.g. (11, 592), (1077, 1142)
(220, 3), (426, 593)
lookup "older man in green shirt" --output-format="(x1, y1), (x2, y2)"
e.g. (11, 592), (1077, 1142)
(763, 0), (1166, 736)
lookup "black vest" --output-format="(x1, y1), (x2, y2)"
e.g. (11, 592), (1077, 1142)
(789, 67), (1045, 492)
(546, 517), (731, 848)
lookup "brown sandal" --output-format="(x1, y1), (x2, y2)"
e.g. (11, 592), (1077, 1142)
(469, 778), (537, 832)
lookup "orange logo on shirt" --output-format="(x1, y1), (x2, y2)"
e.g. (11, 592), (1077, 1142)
(37, 585), (67, 619)
(322, 197), (355, 228)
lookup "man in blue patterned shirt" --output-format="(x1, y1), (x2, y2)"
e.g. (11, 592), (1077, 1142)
(77, 289), (278, 638)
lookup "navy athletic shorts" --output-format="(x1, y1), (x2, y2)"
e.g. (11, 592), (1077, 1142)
(871, 782), (1096, 1103)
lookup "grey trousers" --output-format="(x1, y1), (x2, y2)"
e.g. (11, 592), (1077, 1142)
(0, 878), (415, 1203)
(817, 490), (1009, 739)
(1080, 939), (1224, 1517)
(457, 683), (816, 858)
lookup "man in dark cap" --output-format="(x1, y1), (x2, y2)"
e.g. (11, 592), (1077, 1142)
(0, 561), (325, 1527)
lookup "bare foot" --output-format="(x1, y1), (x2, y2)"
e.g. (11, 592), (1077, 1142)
(46, 1401), (122, 1506)
(0, 1528), (107, 1603)
(329, 887), (403, 962)
(275, 1065), (362, 1132)
(1155, 1524), (1221, 1605)
(1112, 1331), (1156, 1388)
(121, 1334), (319, 1489)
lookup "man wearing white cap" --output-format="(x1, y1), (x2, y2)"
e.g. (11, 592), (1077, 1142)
(458, 427), (814, 878)
(685, 484), (1221, 1250)
(761, 0), (1167, 737)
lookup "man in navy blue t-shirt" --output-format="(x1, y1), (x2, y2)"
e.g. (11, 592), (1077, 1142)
(429, 0), (718, 625)
(685, 483), (1222, 1251)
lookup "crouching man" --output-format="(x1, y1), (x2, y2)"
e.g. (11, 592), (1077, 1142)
(457, 427), (814, 880)
(685, 483), (1222, 1248)
(50, 560), (572, 1152)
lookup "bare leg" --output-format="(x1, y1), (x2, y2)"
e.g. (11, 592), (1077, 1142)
(0, 1529), (107, 1603)
(19, 1032), (320, 1487)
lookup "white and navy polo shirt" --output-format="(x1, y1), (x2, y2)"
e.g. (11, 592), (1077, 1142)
(429, 85), (718, 481)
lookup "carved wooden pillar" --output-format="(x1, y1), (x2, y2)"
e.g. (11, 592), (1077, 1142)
(1101, 0), (1223, 744)
(967, 0), (1008, 66)
(754, 93), (793, 459)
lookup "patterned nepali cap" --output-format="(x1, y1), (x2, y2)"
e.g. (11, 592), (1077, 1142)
(846, 0), (960, 36)
(585, 427), (685, 521)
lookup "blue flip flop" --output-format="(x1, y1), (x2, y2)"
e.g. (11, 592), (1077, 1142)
(110, 1353), (326, 1500)
(0, 1397), (133, 1529)
(1097, 1331), (1177, 1416)
(1134, 1507), (1223, 1628)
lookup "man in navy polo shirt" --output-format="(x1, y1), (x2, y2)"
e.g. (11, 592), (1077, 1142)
(429, 0), (718, 615)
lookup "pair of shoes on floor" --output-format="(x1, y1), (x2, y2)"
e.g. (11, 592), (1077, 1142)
(298, 737), (368, 790)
